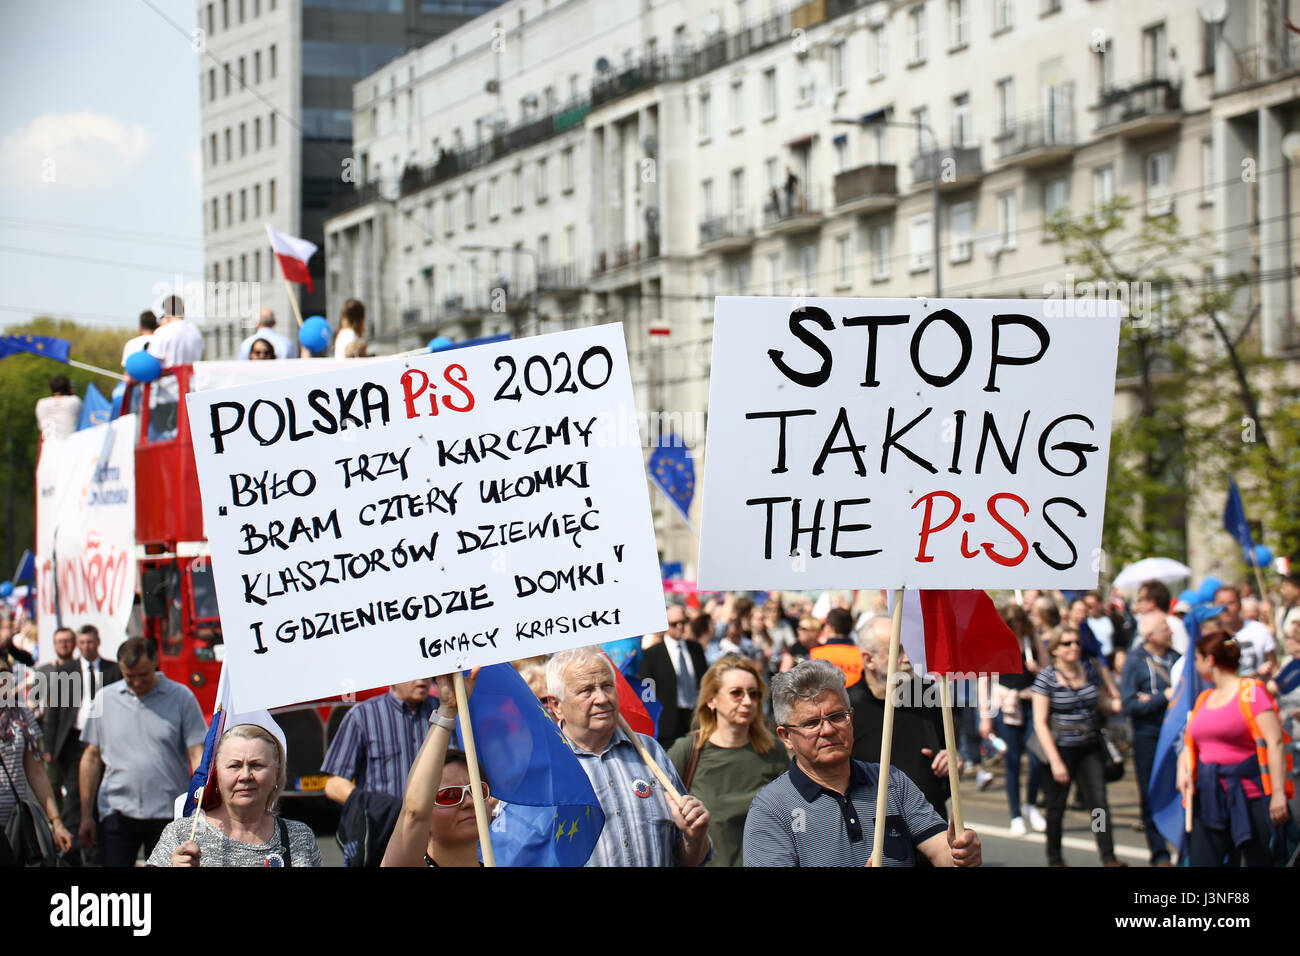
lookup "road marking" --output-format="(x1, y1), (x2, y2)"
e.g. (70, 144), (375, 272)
(964, 817), (1150, 863)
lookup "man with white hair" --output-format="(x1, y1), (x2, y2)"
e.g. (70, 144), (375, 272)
(744, 659), (982, 867)
(1120, 611), (1178, 867)
(547, 646), (712, 866)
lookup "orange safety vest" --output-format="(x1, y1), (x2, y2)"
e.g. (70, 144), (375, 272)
(1185, 679), (1295, 799)
(811, 642), (864, 689)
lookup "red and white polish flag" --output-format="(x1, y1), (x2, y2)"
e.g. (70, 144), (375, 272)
(886, 590), (1024, 678)
(265, 224), (318, 292)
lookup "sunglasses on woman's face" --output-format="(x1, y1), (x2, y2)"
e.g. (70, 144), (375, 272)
(1058, 640), (1079, 648)
(435, 781), (491, 808)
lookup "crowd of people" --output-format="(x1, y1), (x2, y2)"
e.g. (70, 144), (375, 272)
(2, 568), (1296, 868)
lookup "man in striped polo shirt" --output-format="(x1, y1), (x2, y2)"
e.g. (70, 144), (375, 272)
(744, 660), (982, 867)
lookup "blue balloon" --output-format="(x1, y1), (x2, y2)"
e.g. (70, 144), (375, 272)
(428, 336), (453, 352)
(1253, 544), (1273, 567)
(1178, 589), (1200, 606)
(1198, 577), (1222, 602)
(0, 582), (11, 598)
(124, 349), (162, 383)
(299, 315), (331, 354)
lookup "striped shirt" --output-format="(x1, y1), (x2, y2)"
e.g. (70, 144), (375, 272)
(0, 706), (41, 829)
(571, 726), (702, 867)
(321, 691), (439, 800)
(1032, 661), (1101, 747)
(743, 759), (947, 866)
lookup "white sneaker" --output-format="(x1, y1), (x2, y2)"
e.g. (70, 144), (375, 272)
(1009, 816), (1028, 836)
(1027, 806), (1047, 832)
(976, 769), (994, 791)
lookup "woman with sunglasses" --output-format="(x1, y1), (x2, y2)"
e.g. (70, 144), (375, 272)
(667, 655), (788, 866)
(1032, 627), (1125, 867)
(383, 669), (487, 867)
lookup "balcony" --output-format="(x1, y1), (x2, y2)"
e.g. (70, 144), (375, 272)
(441, 294), (464, 317)
(832, 164), (898, 214)
(328, 181), (385, 216)
(538, 262), (583, 294)
(1092, 76), (1182, 139)
(699, 211), (755, 252)
(762, 186), (823, 235)
(911, 146), (984, 193)
(995, 106), (1075, 168)
(401, 306), (426, 330)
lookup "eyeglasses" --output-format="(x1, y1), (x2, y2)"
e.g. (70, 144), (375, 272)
(725, 688), (762, 701)
(667, 620), (686, 628)
(1057, 640), (1079, 648)
(434, 781), (491, 808)
(782, 709), (853, 734)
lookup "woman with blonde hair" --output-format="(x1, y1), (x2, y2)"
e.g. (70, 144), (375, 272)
(667, 655), (788, 866)
(149, 723), (322, 867)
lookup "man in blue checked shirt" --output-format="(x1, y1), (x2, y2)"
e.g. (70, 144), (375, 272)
(744, 660), (983, 867)
(549, 647), (712, 866)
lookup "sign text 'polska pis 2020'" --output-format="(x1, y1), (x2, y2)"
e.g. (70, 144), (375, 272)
(698, 297), (1121, 591)
(187, 325), (665, 713)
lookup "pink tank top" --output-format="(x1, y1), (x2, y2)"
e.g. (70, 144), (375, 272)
(1189, 686), (1276, 799)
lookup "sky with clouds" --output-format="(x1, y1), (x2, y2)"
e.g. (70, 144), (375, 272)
(0, 0), (203, 334)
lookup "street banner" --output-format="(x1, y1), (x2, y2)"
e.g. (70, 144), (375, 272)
(36, 416), (138, 661)
(187, 324), (665, 712)
(698, 297), (1121, 589)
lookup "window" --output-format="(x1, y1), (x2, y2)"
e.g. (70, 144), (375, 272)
(1201, 19), (1218, 75)
(949, 201), (972, 262)
(254, 250), (260, 282)
(536, 157), (549, 201)
(224, 193), (232, 226)
(268, 178), (275, 212)
(995, 77), (1014, 135)
(488, 177), (500, 219)
(238, 57), (245, 87)
(465, 186), (476, 228)
(1044, 177), (1068, 222)
(952, 93), (971, 147)
(765, 157), (779, 194)
(729, 168), (745, 220)
(908, 6), (927, 64)
(699, 90), (712, 141)
(998, 190), (1018, 249)
(730, 80), (744, 131)
(238, 0), (244, 24)
(209, 133), (218, 165)
(561, 147), (574, 192)
(270, 44), (277, 79)
(208, 68), (217, 101)
(993, 0), (1013, 33)
(253, 183), (261, 216)
(1093, 165), (1115, 207)
(444, 193), (454, 235)
(254, 50), (261, 84)
(762, 67), (777, 119)
(1146, 149), (1172, 215)
(870, 125), (887, 164)
(211, 197), (219, 231)
(1201, 138), (1214, 204)
(704, 270), (717, 315)
(868, 25), (887, 79)
(569, 73), (580, 103)
(239, 188), (246, 221)
(224, 128), (231, 161)
(830, 41), (846, 90)
(871, 224), (892, 280)
(544, 86), (557, 113)
(254, 117), (261, 150)
(224, 64), (231, 95)
(270, 112), (276, 146)
(240, 254), (247, 281)
(948, 0), (969, 48)
(732, 261), (750, 295)
(239, 122), (246, 156)
(222, 0), (229, 29)
(834, 136), (850, 173)
(207, 3), (214, 33)
(767, 252), (782, 294)
(909, 214), (932, 271)
(1143, 22), (1168, 80)
(512, 167), (524, 210)
(563, 225), (576, 268)
(911, 106), (930, 154)
(700, 179), (714, 219)
(1094, 38), (1114, 95)
(537, 235), (550, 269)
(798, 243), (816, 292)
(835, 234), (852, 286)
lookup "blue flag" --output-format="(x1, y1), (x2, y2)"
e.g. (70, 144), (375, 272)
(1223, 477), (1254, 553)
(1149, 658), (1208, 850)
(648, 433), (695, 525)
(13, 549), (34, 584)
(0, 333), (71, 363)
(77, 382), (112, 430)
(468, 664), (604, 866)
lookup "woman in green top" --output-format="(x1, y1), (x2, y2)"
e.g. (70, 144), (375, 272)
(668, 655), (789, 866)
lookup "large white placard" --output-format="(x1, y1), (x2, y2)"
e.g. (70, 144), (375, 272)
(698, 297), (1121, 590)
(187, 324), (666, 712)
(36, 416), (138, 662)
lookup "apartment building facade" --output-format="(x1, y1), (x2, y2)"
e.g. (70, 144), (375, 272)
(328, 0), (1300, 579)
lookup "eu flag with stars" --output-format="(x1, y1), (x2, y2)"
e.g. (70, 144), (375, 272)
(648, 433), (695, 525)
(77, 382), (112, 430)
(468, 663), (604, 866)
(0, 334), (71, 363)
(1223, 477), (1254, 553)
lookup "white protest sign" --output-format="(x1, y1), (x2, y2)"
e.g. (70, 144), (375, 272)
(36, 416), (138, 662)
(186, 324), (666, 712)
(698, 297), (1121, 590)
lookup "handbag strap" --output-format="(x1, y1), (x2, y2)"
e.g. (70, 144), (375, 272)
(683, 731), (703, 792)
(276, 816), (293, 868)
(0, 744), (23, 802)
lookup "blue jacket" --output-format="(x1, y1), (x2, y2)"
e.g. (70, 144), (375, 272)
(1121, 644), (1179, 734)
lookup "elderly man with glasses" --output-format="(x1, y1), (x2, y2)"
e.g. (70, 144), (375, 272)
(743, 659), (982, 867)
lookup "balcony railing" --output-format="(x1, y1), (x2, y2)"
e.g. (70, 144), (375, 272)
(401, 306), (425, 329)
(910, 146), (983, 189)
(833, 164), (898, 210)
(442, 294), (464, 316)
(995, 103), (1075, 165)
(538, 262), (582, 291)
(762, 186), (822, 228)
(699, 211), (755, 248)
(328, 180), (385, 216)
(1093, 76), (1181, 134)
